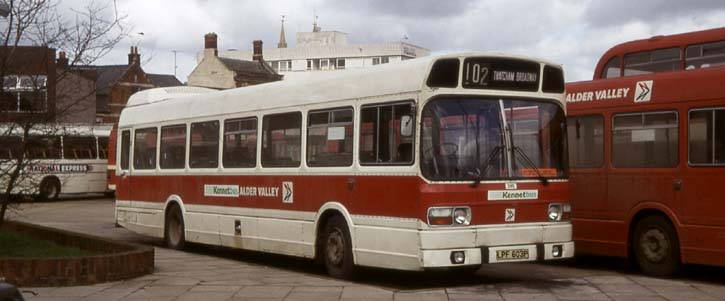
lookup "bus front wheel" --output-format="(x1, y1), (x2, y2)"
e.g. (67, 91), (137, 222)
(165, 205), (186, 250)
(37, 177), (60, 201)
(323, 215), (356, 279)
(632, 215), (681, 277)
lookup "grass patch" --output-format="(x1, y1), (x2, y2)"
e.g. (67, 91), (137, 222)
(0, 231), (95, 258)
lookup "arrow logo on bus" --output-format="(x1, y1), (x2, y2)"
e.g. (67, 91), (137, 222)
(634, 80), (653, 103)
(282, 181), (294, 203)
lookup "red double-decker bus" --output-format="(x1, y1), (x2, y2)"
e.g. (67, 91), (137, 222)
(566, 27), (725, 276)
(112, 53), (574, 279)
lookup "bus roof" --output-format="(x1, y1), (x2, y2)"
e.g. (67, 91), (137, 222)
(119, 52), (563, 128)
(593, 27), (725, 80)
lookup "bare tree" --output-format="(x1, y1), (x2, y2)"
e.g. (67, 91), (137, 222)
(0, 0), (127, 228)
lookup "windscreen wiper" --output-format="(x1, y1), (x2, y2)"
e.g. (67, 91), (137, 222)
(512, 146), (549, 186)
(469, 145), (502, 188)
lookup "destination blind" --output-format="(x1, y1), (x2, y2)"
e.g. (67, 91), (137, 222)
(462, 58), (541, 92)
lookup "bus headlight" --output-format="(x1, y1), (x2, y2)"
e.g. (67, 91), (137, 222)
(548, 204), (562, 221)
(428, 207), (471, 226)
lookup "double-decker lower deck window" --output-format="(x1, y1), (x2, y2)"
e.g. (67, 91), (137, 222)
(190, 121), (219, 169)
(360, 102), (414, 165)
(63, 136), (97, 159)
(262, 112), (301, 167)
(689, 108), (725, 165)
(27, 136), (61, 159)
(307, 108), (353, 167)
(160, 125), (187, 169)
(567, 115), (604, 168)
(612, 111), (678, 168)
(120, 130), (130, 170)
(223, 118), (257, 168)
(133, 127), (157, 170)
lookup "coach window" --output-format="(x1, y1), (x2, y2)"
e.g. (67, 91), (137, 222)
(0, 136), (21, 160)
(567, 115), (604, 168)
(160, 125), (187, 169)
(133, 127), (157, 170)
(686, 41), (725, 69)
(189, 121), (219, 169)
(223, 118), (257, 168)
(612, 111), (678, 168)
(624, 48), (681, 76)
(63, 136), (97, 159)
(307, 108), (353, 167)
(27, 136), (61, 159)
(600, 56), (620, 79)
(360, 102), (414, 165)
(97, 137), (109, 159)
(689, 108), (725, 165)
(120, 130), (130, 170)
(262, 112), (301, 167)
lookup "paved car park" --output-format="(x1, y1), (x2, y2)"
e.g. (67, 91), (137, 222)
(7, 198), (725, 300)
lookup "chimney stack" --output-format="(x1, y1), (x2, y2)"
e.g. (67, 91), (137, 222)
(128, 46), (140, 65)
(252, 40), (263, 62)
(204, 33), (218, 57)
(57, 51), (68, 69)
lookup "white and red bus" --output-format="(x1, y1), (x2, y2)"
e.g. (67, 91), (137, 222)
(114, 53), (573, 278)
(0, 124), (112, 200)
(567, 27), (725, 276)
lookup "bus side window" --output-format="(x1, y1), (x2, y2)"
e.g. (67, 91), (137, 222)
(689, 108), (725, 165)
(612, 111), (678, 168)
(307, 108), (353, 167)
(262, 112), (301, 167)
(27, 136), (61, 159)
(133, 127), (158, 170)
(600, 56), (620, 79)
(190, 121), (220, 169)
(63, 136), (97, 160)
(360, 102), (415, 165)
(223, 118), (257, 168)
(566, 115), (604, 168)
(120, 130), (130, 170)
(160, 124), (187, 169)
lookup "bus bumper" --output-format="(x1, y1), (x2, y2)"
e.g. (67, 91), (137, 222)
(419, 223), (574, 268)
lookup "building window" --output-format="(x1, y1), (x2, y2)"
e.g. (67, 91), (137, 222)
(63, 136), (97, 159)
(262, 112), (301, 167)
(271, 60), (292, 72)
(133, 127), (157, 170)
(336, 58), (346, 69)
(360, 102), (414, 165)
(307, 108), (353, 167)
(160, 124), (187, 169)
(307, 59), (321, 70)
(686, 41), (725, 69)
(120, 130), (130, 170)
(189, 121), (219, 169)
(320, 59), (329, 70)
(372, 57), (380, 65)
(1, 75), (47, 112)
(624, 48), (681, 76)
(689, 108), (725, 165)
(612, 111), (678, 168)
(223, 117), (257, 168)
(382, 56), (389, 64)
(27, 136), (62, 159)
(567, 115), (604, 168)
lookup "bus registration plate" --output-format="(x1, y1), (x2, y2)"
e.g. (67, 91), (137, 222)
(496, 248), (529, 260)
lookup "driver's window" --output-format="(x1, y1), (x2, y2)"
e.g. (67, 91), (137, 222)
(359, 101), (415, 165)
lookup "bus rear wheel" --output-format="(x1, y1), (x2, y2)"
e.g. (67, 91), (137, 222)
(36, 177), (60, 201)
(632, 215), (681, 277)
(165, 205), (186, 250)
(323, 215), (356, 279)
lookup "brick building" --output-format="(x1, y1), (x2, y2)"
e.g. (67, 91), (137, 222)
(188, 33), (282, 89)
(0, 46), (56, 123)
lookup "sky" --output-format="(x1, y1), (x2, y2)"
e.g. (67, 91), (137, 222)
(59, 0), (725, 83)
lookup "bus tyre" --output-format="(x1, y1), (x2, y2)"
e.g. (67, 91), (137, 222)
(633, 215), (681, 277)
(37, 177), (60, 201)
(165, 206), (186, 250)
(323, 215), (356, 279)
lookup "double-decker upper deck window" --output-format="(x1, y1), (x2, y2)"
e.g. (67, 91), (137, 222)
(189, 121), (219, 169)
(567, 115), (604, 168)
(360, 102), (414, 165)
(262, 112), (301, 167)
(160, 125), (186, 169)
(612, 111), (678, 168)
(689, 108), (725, 165)
(97, 137), (109, 159)
(133, 127), (157, 170)
(686, 41), (725, 69)
(63, 136), (98, 159)
(27, 135), (61, 159)
(624, 48), (681, 76)
(223, 118), (257, 168)
(307, 108), (353, 167)
(120, 130), (130, 170)
(600, 56), (621, 79)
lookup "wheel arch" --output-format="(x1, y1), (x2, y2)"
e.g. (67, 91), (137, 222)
(625, 202), (683, 261)
(313, 202), (356, 263)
